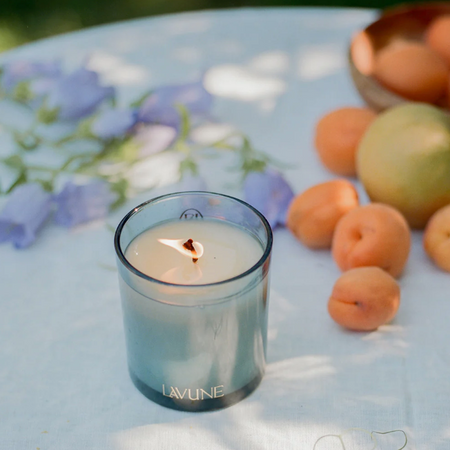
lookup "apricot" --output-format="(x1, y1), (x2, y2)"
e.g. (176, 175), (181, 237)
(314, 107), (377, 176)
(287, 180), (359, 249)
(328, 267), (401, 331)
(425, 15), (450, 66)
(332, 203), (411, 278)
(423, 204), (450, 273)
(373, 42), (448, 103)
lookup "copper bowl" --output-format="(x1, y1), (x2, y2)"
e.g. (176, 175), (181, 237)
(349, 2), (450, 112)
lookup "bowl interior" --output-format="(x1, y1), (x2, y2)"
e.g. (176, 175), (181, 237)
(349, 2), (450, 111)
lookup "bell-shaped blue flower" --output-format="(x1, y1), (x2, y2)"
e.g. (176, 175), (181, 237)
(1, 60), (61, 92)
(244, 169), (294, 229)
(138, 80), (212, 130)
(92, 108), (137, 139)
(54, 181), (116, 227)
(46, 68), (115, 121)
(0, 183), (53, 248)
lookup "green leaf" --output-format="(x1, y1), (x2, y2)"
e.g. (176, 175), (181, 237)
(109, 179), (129, 210)
(13, 131), (40, 151)
(105, 223), (116, 233)
(2, 154), (25, 170)
(35, 178), (54, 192)
(211, 141), (236, 151)
(179, 157), (198, 176)
(75, 116), (97, 140)
(241, 158), (267, 178)
(89, 139), (132, 168)
(176, 104), (191, 142)
(6, 169), (27, 193)
(12, 81), (34, 102)
(36, 105), (60, 124)
(130, 90), (153, 108)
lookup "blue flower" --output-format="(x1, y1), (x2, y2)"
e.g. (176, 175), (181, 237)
(138, 80), (212, 129)
(46, 68), (115, 121)
(54, 181), (116, 227)
(1, 60), (61, 92)
(244, 169), (294, 229)
(92, 108), (137, 139)
(0, 183), (53, 248)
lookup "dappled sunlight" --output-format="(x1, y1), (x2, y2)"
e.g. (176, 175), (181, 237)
(204, 64), (286, 102)
(0, 7), (439, 449)
(112, 418), (220, 450)
(266, 289), (298, 343)
(86, 52), (148, 85)
(248, 50), (290, 75)
(339, 325), (410, 362)
(297, 43), (346, 80)
(126, 151), (181, 190)
(362, 324), (405, 339)
(265, 355), (337, 382)
(189, 122), (236, 144)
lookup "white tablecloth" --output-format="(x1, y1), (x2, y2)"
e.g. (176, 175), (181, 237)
(2, 7), (449, 450)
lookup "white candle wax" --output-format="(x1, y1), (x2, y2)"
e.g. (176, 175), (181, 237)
(125, 219), (263, 285)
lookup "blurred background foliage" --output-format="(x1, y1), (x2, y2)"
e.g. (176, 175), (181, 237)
(0, 0), (408, 52)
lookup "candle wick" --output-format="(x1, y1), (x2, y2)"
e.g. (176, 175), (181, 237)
(183, 239), (198, 263)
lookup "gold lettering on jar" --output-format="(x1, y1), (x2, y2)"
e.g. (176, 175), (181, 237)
(188, 389), (199, 401)
(162, 384), (225, 401)
(199, 388), (213, 399)
(214, 385), (224, 398)
(175, 388), (188, 399)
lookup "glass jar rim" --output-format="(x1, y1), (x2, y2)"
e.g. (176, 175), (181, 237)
(114, 190), (273, 288)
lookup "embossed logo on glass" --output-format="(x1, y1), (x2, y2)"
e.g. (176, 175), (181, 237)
(179, 209), (204, 220)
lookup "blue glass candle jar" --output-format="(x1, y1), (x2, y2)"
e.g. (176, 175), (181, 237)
(114, 192), (272, 412)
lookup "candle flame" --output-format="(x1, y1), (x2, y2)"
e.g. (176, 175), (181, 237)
(158, 238), (204, 261)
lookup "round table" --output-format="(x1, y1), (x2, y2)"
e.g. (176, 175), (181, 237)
(2, 7), (449, 450)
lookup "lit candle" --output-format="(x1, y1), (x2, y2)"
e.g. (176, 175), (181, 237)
(115, 192), (272, 412)
(125, 219), (263, 285)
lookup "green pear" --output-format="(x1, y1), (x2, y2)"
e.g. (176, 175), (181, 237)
(357, 102), (450, 228)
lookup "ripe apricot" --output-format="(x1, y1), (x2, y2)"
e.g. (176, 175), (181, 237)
(314, 107), (377, 176)
(373, 42), (448, 103)
(332, 203), (411, 278)
(425, 15), (450, 66)
(287, 180), (359, 249)
(423, 204), (450, 273)
(328, 267), (401, 331)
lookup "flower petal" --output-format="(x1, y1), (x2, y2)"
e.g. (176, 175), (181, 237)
(47, 68), (115, 121)
(0, 183), (53, 248)
(2, 60), (61, 91)
(138, 80), (213, 128)
(92, 108), (137, 139)
(244, 169), (294, 229)
(54, 181), (115, 227)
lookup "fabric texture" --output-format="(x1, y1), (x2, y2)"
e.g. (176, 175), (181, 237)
(1, 8), (448, 450)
